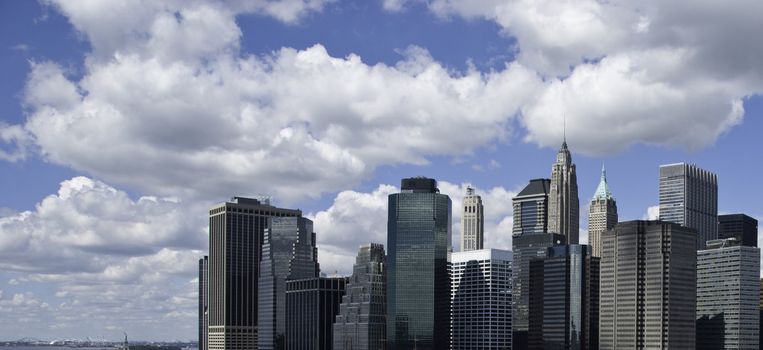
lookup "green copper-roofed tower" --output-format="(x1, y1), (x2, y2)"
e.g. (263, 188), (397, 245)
(588, 166), (618, 257)
(386, 177), (452, 350)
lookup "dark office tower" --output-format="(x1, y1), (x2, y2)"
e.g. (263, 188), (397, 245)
(588, 166), (618, 257)
(512, 178), (566, 348)
(600, 221), (697, 350)
(208, 197), (301, 350)
(659, 163), (718, 249)
(386, 177), (451, 350)
(259, 217), (320, 350)
(527, 245), (599, 350)
(461, 187), (484, 252)
(718, 214), (758, 247)
(451, 249), (513, 350)
(286, 277), (348, 350)
(199, 256), (208, 350)
(333, 244), (386, 350)
(549, 140), (580, 244)
(696, 239), (760, 349)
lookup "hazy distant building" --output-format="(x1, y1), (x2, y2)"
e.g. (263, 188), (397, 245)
(548, 140), (579, 244)
(718, 214), (758, 247)
(659, 163), (718, 249)
(512, 178), (565, 348)
(451, 249), (513, 350)
(333, 244), (387, 350)
(199, 256), (208, 350)
(600, 220), (696, 350)
(528, 245), (599, 350)
(386, 177), (451, 350)
(259, 217), (320, 350)
(588, 166), (618, 257)
(461, 187), (484, 252)
(208, 197), (301, 350)
(286, 277), (348, 350)
(696, 239), (760, 349)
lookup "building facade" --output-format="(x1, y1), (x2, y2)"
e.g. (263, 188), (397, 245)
(333, 244), (387, 350)
(696, 239), (760, 349)
(718, 214), (758, 247)
(511, 178), (565, 348)
(208, 197), (301, 350)
(461, 187), (484, 252)
(259, 216), (320, 350)
(588, 166), (617, 257)
(199, 256), (208, 350)
(451, 249), (512, 350)
(548, 141), (579, 244)
(528, 245), (599, 350)
(659, 163), (718, 249)
(286, 277), (348, 350)
(386, 177), (451, 350)
(600, 220), (697, 350)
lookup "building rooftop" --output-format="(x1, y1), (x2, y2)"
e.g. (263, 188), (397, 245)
(516, 178), (551, 197)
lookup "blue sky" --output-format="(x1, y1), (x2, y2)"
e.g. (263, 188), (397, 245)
(0, 0), (761, 341)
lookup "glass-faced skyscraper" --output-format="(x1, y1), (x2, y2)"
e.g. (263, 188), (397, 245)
(696, 238), (760, 349)
(659, 163), (718, 249)
(718, 214), (758, 247)
(208, 197), (301, 350)
(600, 220), (697, 350)
(588, 166), (618, 257)
(286, 277), (348, 350)
(334, 244), (386, 350)
(259, 216), (320, 350)
(451, 249), (513, 350)
(528, 245), (599, 350)
(512, 178), (565, 348)
(461, 187), (484, 252)
(548, 140), (579, 244)
(386, 177), (451, 350)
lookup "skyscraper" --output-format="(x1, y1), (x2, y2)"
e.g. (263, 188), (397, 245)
(528, 245), (599, 350)
(696, 238), (760, 349)
(548, 140), (579, 244)
(461, 187), (484, 252)
(600, 220), (696, 350)
(333, 244), (386, 350)
(659, 163), (718, 249)
(511, 178), (566, 348)
(199, 256), (208, 350)
(588, 166), (618, 257)
(208, 197), (301, 350)
(386, 177), (451, 350)
(450, 249), (513, 350)
(286, 277), (348, 350)
(718, 214), (758, 247)
(259, 216), (320, 350)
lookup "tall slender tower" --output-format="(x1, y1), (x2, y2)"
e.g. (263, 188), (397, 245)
(588, 166), (618, 257)
(548, 140), (579, 244)
(659, 163), (718, 249)
(386, 177), (451, 350)
(461, 187), (484, 252)
(199, 256), (208, 350)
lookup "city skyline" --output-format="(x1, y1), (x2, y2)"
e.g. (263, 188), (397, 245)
(1, 0), (763, 342)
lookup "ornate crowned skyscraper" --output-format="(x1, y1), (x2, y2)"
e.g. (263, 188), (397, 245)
(548, 140), (579, 244)
(588, 166), (618, 257)
(461, 187), (484, 252)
